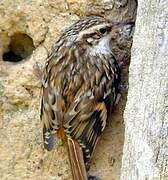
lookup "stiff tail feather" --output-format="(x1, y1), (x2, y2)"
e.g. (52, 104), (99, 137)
(67, 138), (88, 180)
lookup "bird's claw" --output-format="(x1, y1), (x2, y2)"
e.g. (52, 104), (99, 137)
(88, 175), (101, 180)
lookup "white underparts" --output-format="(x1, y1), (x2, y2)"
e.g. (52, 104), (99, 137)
(88, 34), (112, 56)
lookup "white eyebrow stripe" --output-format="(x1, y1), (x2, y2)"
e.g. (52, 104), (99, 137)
(77, 23), (109, 39)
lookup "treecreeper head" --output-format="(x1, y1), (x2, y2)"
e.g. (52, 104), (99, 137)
(54, 16), (134, 56)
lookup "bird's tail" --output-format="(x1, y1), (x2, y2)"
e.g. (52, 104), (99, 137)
(67, 138), (88, 180)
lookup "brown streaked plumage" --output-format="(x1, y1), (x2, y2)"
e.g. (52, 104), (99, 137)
(40, 16), (121, 180)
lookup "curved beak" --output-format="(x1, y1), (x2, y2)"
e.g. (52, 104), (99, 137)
(111, 20), (135, 28)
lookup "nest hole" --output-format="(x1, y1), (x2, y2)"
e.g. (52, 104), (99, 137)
(3, 33), (35, 62)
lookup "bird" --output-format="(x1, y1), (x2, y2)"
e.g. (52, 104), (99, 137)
(40, 16), (121, 180)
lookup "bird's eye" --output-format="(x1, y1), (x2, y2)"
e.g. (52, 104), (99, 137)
(99, 28), (107, 34)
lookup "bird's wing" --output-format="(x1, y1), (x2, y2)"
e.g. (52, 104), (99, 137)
(40, 46), (119, 176)
(40, 46), (87, 150)
(63, 55), (119, 169)
(40, 47), (71, 150)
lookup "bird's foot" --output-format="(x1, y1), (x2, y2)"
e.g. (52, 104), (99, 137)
(88, 175), (101, 180)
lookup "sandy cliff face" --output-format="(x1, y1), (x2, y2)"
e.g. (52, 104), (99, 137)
(0, 1), (136, 179)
